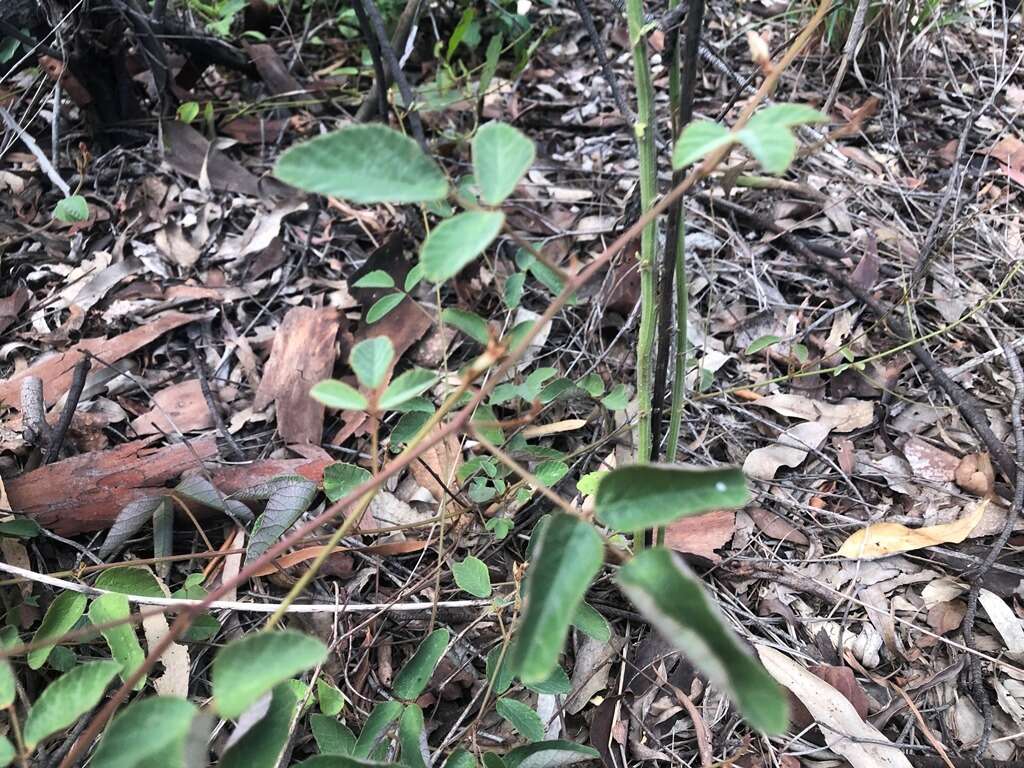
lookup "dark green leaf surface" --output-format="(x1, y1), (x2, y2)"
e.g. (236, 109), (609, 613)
(392, 629), (450, 700)
(452, 557), (492, 598)
(221, 683), (299, 768)
(616, 548), (788, 734)
(246, 479), (318, 562)
(420, 211), (504, 282)
(472, 122), (536, 205)
(511, 514), (603, 683)
(594, 465), (748, 531)
(28, 591), (87, 670)
(23, 661), (120, 748)
(398, 704), (427, 768)
(353, 700), (403, 757)
(323, 462), (372, 503)
(496, 698), (544, 743)
(311, 714), (357, 755)
(503, 740), (599, 768)
(90, 696), (199, 768)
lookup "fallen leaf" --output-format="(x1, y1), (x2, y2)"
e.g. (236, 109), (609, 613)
(131, 379), (215, 436)
(926, 601), (965, 635)
(410, 430), (462, 504)
(743, 421), (832, 481)
(790, 664), (871, 730)
(664, 510), (735, 562)
(248, 539), (427, 577)
(902, 437), (960, 483)
(954, 453), (994, 497)
(751, 394), (873, 432)
(978, 590), (1024, 655)
(756, 645), (913, 768)
(747, 508), (809, 545)
(0, 284), (30, 336)
(836, 501), (987, 560)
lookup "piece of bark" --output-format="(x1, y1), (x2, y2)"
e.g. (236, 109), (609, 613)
(162, 121), (266, 197)
(0, 284), (29, 336)
(5, 443), (331, 536)
(254, 306), (340, 445)
(6, 438), (218, 535)
(0, 310), (196, 408)
(131, 379), (215, 436)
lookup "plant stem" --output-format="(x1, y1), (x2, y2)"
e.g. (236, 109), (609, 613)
(626, 0), (659, 470)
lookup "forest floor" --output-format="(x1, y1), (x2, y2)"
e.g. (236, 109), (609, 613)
(1, 1), (1023, 766)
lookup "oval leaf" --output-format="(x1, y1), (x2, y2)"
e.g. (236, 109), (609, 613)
(246, 478), (318, 562)
(503, 741), (599, 768)
(441, 308), (490, 345)
(274, 125), (449, 204)
(379, 369), (437, 411)
(90, 696), (199, 768)
(28, 591), (87, 669)
(496, 698), (544, 743)
(89, 593), (146, 688)
(616, 547), (788, 734)
(353, 270), (396, 289)
(310, 713), (357, 755)
(53, 195), (89, 223)
(350, 337), (395, 390)
(744, 334), (781, 355)
(352, 700), (403, 758)
(472, 122), (536, 205)
(392, 628), (450, 700)
(511, 513), (604, 684)
(23, 661), (121, 748)
(420, 211), (504, 283)
(323, 462), (373, 503)
(222, 683), (299, 768)
(0, 660), (13, 708)
(312, 380), (369, 411)
(672, 120), (734, 169)
(366, 293), (405, 324)
(571, 602), (610, 643)
(99, 496), (166, 559)
(212, 630), (327, 718)
(594, 465), (748, 532)
(398, 703), (427, 768)
(452, 556), (492, 598)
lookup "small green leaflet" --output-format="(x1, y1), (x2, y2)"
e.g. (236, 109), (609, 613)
(274, 124), (449, 204)
(221, 683), (298, 768)
(496, 698), (544, 743)
(317, 679), (346, 716)
(503, 741), (599, 768)
(212, 630), (327, 719)
(0, 660), (14, 708)
(323, 462), (372, 503)
(352, 700), (403, 757)
(350, 337), (394, 390)
(89, 593), (146, 688)
(672, 120), (734, 169)
(311, 380), (369, 411)
(177, 101), (200, 123)
(53, 195), (89, 223)
(594, 465), (748, 531)
(0, 735), (12, 767)
(441, 308), (490, 345)
(511, 514), (603, 683)
(571, 601), (610, 643)
(735, 104), (827, 174)
(398, 704), (427, 768)
(91, 696), (200, 768)
(28, 591), (87, 670)
(379, 369), (437, 411)
(420, 211), (504, 283)
(366, 293), (405, 324)
(310, 714), (356, 755)
(745, 334), (781, 355)
(616, 548), (788, 734)
(353, 270), (395, 289)
(601, 383), (629, 411)
(23, 661), (121, 748)
(392, 628), (450, 700)
(452, 556), (492, 598)
(472, 122), (536, 205)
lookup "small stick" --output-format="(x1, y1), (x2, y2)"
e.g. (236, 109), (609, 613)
(351, 0), (389, 122)
(188, 328), (245, 460)
(572, 0), (634, 121)
(20, 377), (49, 447)
(43, 359), (89, 465)
(0, 105), (70, 196)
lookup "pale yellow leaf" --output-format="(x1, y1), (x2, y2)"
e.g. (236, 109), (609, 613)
(837, 501), (987, 560)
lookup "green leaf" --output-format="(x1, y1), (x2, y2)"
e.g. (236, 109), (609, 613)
(478, 33), (503, 98)
(482, 756), (506, 768)
(222, 683), (299, 768)
(28, 591), (87, 669)
(89, 594), (146, 688)
(274, 125), (449, 204)
(600, 383), (629, 411)
(0, 659), (14, 708)
(616, 548), (788, 734)
(452, 557), (492, 598)
(594, 465), (748, 532)
(323, 462), (372, 503)
(441, 308), (490, 345)
(485, 646), (515, 695)
(354, 270), (396, 289)
(745, 334), (781, 355)
(736, 104), (825, 175)
(317, 679), (346, 716)
(46, 645), (76, 672)
(447, 7), (477, 60)
(420, 211), (504, 283)
(791, 342), (809, 363)
(472, 122), (536, 205)
(0, 735), (12, 768)
(534, 461), (568, 487)
(504, 272), (525, 309)
(23, 661), (121, 748)
(672, 120), (734, 169)
(524, 664), (570, 695)
(496, 698), (544, 743)
(310, 713), (356, 755)
(351, 337), (395, 390)
(353, 700), (403, 757)
(246, 478), (318, 562)
(576, 373), (604, 398)
(571, 602), (610, 643)
(511, 513), (603, 683)
(575, 471), (607, 498)
(445, 748), (478, 768)
(404, 264), (425, 292)
(367, 293), (406, 324)
(503, 741), (599, 768)
(53, 195), (89, 223)
(312, 380), (369, 411)
(91, 696), (200, 768)
(392, 628), (449, 701)
(0, 518), (40, 538)
(212, 630), (327, 718)
(177, 101), (200, 123)
(296, 757), (398, 768)
(94, 567), (163, 598)
(747, 103), (828, 129)
(486, 517), (513, 540)
(398, 704), (427, 768)
(379, 369), (437, 411)
(390, 411), (432, 451)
